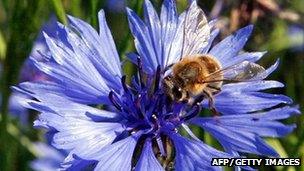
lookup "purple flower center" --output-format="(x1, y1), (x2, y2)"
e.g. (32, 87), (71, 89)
(108, 58), (203, 155)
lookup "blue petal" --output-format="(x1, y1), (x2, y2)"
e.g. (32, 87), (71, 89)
(127, 7), (158, 73)
(127, 0), (184, 73)
(19, 18), (58, 83)
(204, 81), (293, 114)
(98, 10), (121, 69)
(61, 154), (96, 170)
(44, 31), (112, 90)
(30, 143), (64, 171)
(143, 0), (162, 66)
(256, 59), (280, 79)
(39, 111), (124, 160)
(25, 94), (124, 161)
(256, 105), (301, 120)
(208, 19), (218, 28)
(68, 12), (122, 86)
(169, 133), (229, 171)
(220, 51), (267, 68)
(160, 0), (179, 67)
(209, 25), (253, 63)
(192, 106), (298, 137)
(30, 26), (116, 104)
(135, 139), (163, 171)
(94, 132), (142, 171)
(164, 11), (185, 67)
(30, 16), (123, 102)
(16, 81), (111, 105)
(191, 119), (279, 156)
(32, 143), (95, 171)
(213, 92), (291, 114)
(28, 93), (121, 121)
(8, 92), (29, 125)
(190, 106), (299, 156)
(219, 80), (284, 92)
(28, 95), (120, 124)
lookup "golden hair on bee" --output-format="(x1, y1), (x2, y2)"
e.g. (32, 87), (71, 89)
(172, 54), (222, 95)
(163, 55), (223, 106)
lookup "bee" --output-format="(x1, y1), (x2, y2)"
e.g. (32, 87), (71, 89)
(163, 54), (222, 103)
(162, 2), (266, 113)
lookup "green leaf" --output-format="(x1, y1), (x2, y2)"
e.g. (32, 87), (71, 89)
(50, 0), (67, 24)
(0, 31), (6, 60)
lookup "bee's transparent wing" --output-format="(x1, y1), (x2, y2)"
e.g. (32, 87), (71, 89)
(201, 61), (266, 83)
(181, 2), (210, 57)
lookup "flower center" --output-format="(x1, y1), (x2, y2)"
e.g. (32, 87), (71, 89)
(108, 58), (203, 138)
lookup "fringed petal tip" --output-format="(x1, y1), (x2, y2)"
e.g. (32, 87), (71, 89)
(209, 24), (254, 63)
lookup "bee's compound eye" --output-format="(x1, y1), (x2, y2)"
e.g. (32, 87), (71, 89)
(173, 86), (183, 100)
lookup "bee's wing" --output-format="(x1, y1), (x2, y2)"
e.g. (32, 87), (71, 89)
(202, 61), (266, 83)
(181, 2), (210, 57)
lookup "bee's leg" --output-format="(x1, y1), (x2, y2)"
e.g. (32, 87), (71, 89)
(180, 91), (190, 104)
(192, 95), (203, 106)
(206, 84), (221, 94)
(202, 90), (219, 116)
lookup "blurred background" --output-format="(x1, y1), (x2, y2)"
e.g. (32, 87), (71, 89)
(0, 0), (303, 170)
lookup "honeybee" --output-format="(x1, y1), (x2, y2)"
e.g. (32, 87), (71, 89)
(163, 54), (222, 103)
(162, 2), (266, 113)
